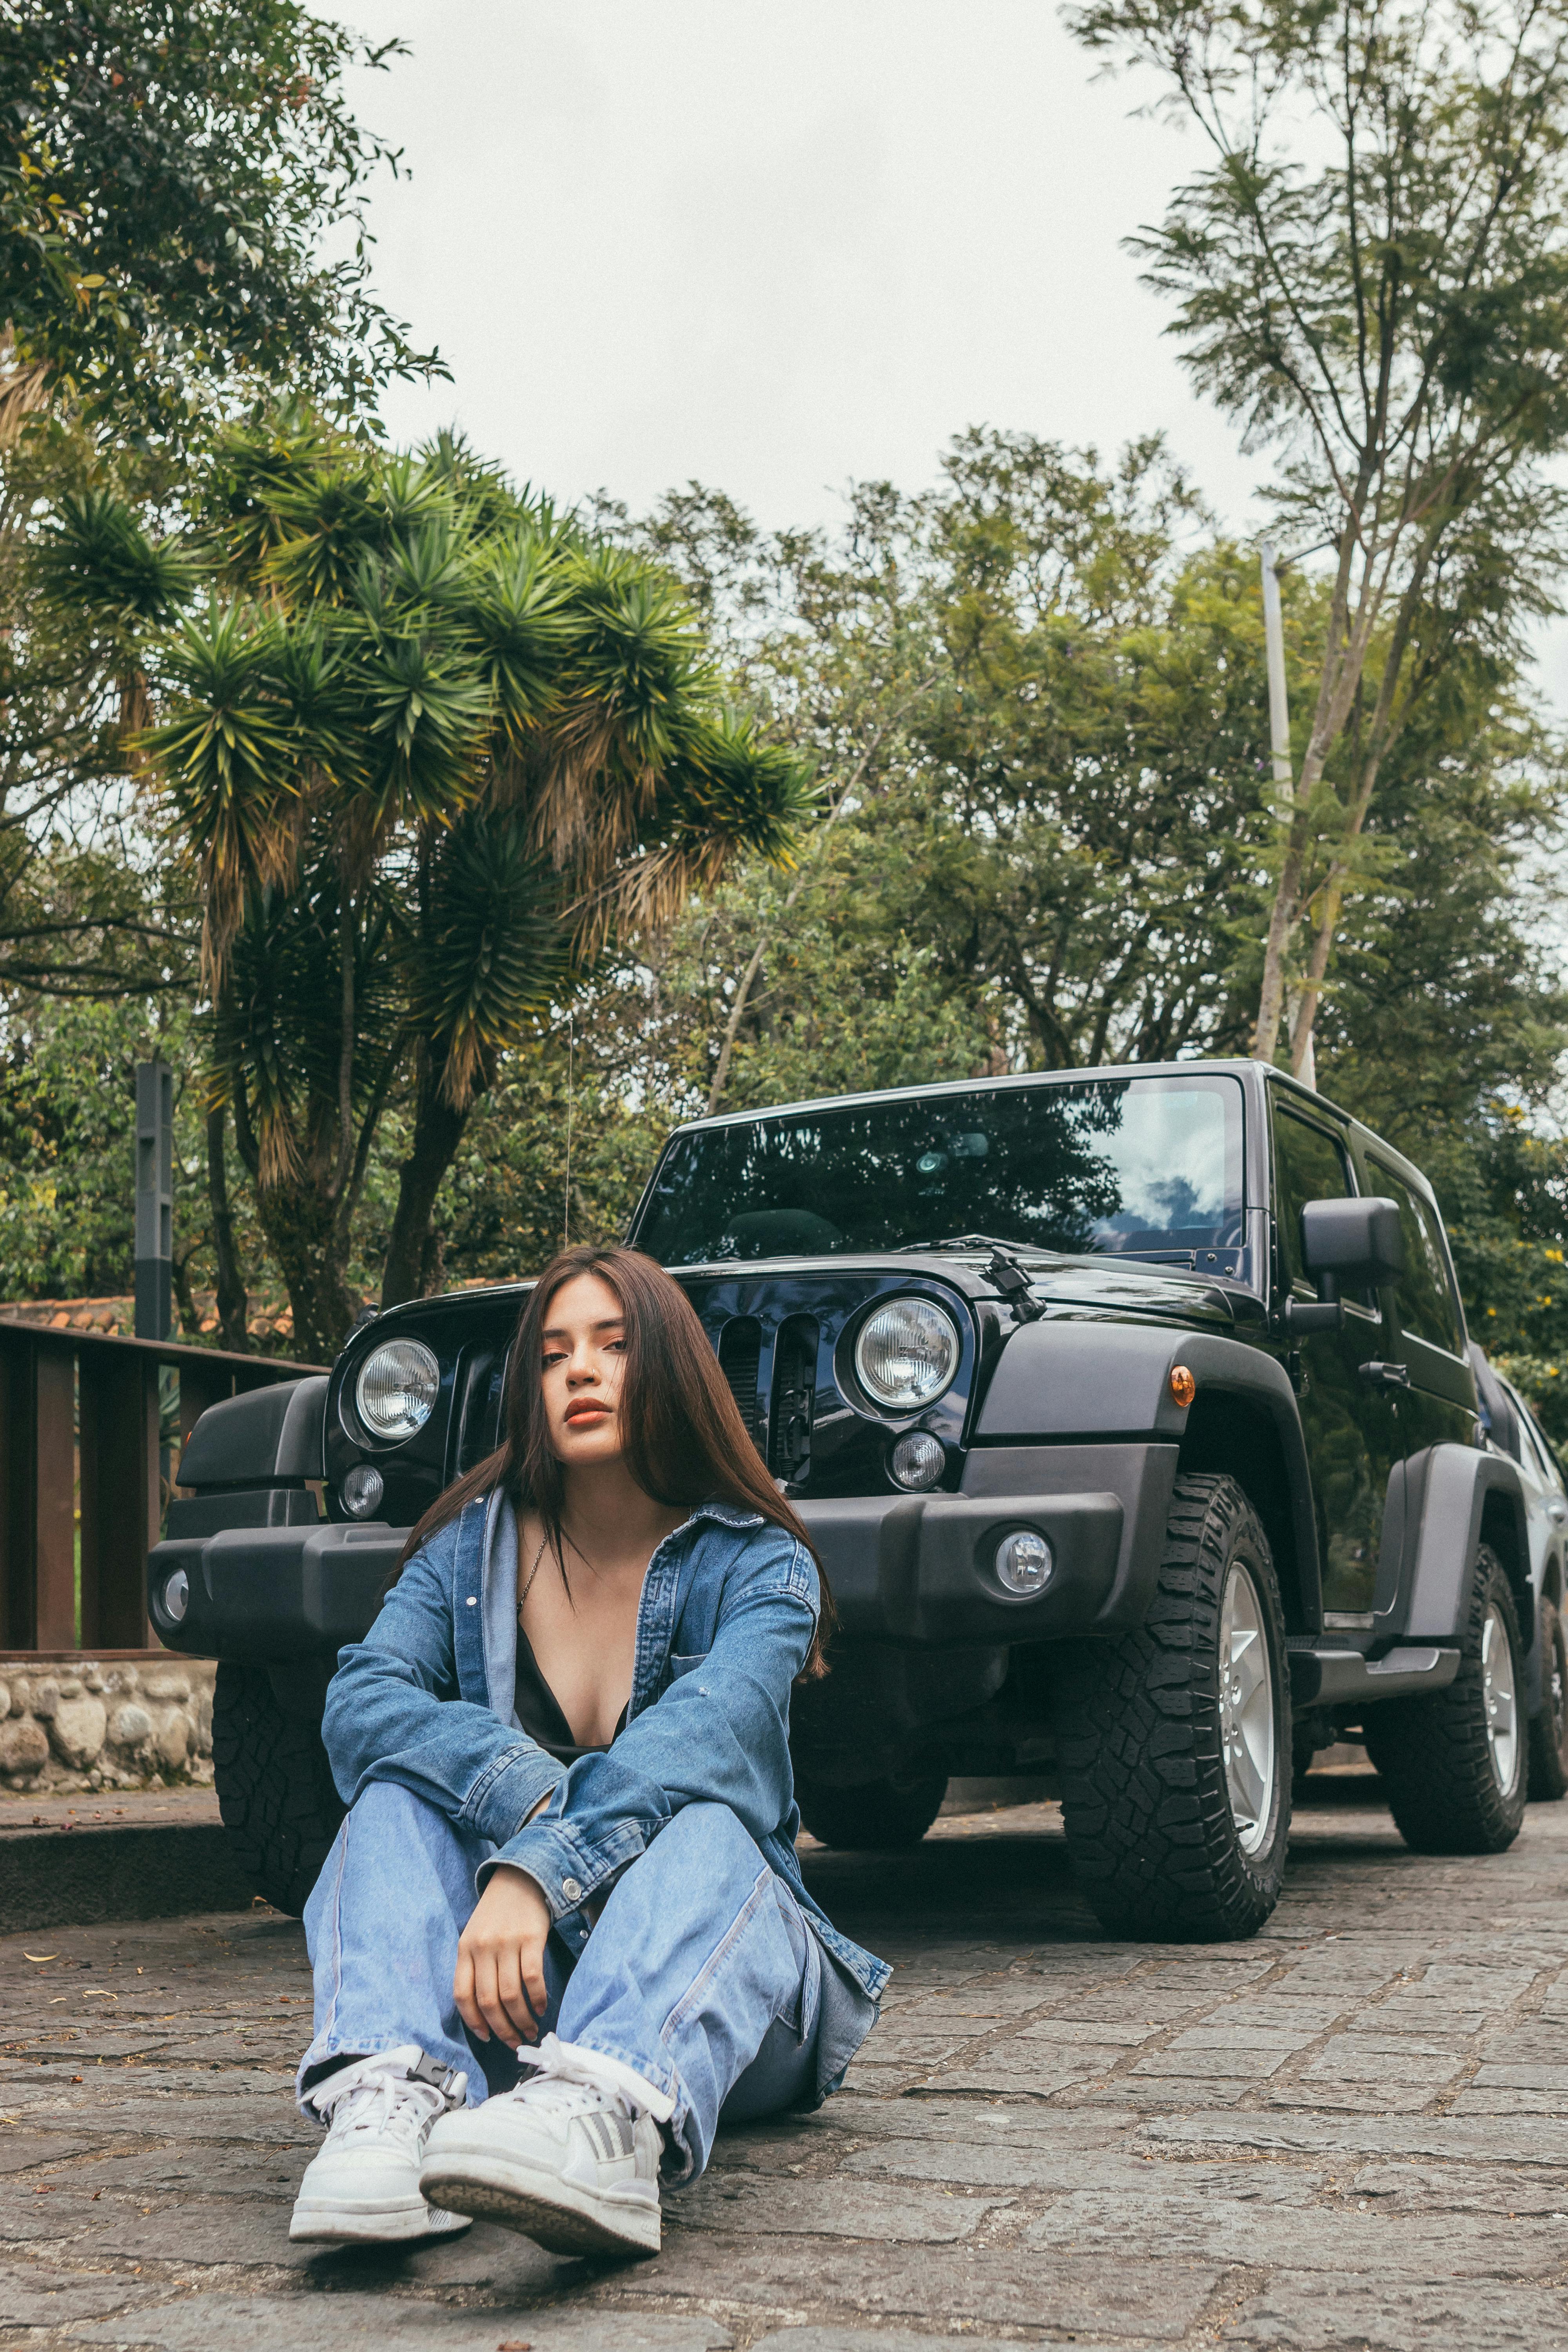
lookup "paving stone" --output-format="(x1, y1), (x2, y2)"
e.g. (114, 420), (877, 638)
(1349, 2160), (1568, 2212)
(1131, 2038), (1298, 2076)
(751, 2335), (1021, 2352)
(69, 2292), (735, 2350)
(0, 2256), (169, 2327)
(0, 2129), (116, 2172)
(672, 2175), (1006, 2241)
(1142, 2112), (1568, 2163)
(613, 2235), (1225, 2337)
(1222, 2268), (1568, 2348)
(1029, 2190), (1561, 2276)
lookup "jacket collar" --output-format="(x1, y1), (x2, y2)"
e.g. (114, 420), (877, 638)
(680, 1497), (766, 1532)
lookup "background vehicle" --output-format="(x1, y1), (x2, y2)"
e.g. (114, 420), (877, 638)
(154, 1058), (1536, 1941)
(1470, 1346), (1568, 1800)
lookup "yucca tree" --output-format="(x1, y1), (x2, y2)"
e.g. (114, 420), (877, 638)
(44, 409), (815, 1354)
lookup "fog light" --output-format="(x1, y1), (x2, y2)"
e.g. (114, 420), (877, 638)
(891, 1431), (945, 1490)
(995, 1530), (1053, 1596)
(341, 1463), (385, 1517)
(160, 1566), (189, 1624)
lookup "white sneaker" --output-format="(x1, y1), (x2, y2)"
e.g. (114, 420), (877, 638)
(419, 2034), (666, 2256)
(290, 2045), (475, 2245)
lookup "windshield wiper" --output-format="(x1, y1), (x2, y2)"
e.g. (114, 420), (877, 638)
(902, 1232), (1040, 1254)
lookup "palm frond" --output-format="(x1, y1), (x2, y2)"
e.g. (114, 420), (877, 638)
(461, 530), (573, 744)
(534, 548), (710, 875)
(140, 603), (304, 981)
(264, 465), (387, 608)
(207, 403), (358, 584)
(37, 490), (200, 623)
(581, 709), (818, 950)
(414, 812), (571, 1110)
(361, 632), (492, 826)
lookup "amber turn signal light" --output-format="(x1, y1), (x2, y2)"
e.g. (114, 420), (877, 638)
(1169, 1364), (1196, 1407)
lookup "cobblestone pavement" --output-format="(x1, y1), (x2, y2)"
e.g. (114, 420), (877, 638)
(3, 1777), (1567, 2351)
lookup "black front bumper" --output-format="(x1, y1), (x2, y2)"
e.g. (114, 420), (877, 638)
(149, 1441), (1181, 1660)
(150, 1519), (405, 1658)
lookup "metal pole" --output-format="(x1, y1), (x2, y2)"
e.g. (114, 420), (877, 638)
(1260, 541), (1292, 791)
(1261, 543), (1317, 1089)
(134, 1057), (173, 1341)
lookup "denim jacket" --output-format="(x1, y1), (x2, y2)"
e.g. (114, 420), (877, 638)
(321, 1489), (890, 2007)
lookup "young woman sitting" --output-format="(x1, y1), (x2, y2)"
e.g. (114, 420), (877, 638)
(288, 1243), (887, 2257)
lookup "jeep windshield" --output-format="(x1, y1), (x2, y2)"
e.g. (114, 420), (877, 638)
(634, 1073), (1245, 1266)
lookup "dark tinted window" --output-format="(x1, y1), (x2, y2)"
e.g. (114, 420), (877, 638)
(635, 1075), (1245, 1266)
(1369, 1161), (1462, 1355)
(1274, 1109), (1352, 1289)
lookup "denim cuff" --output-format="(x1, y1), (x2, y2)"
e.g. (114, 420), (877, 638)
(481, 1815), (644, 1918)
(463, 1744), (567, 1848)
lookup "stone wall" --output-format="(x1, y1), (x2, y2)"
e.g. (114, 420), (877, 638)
(0, 1660), (216, 1793)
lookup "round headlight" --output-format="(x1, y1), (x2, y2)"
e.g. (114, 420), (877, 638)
(341, 1463), (385, 1517)
(855, 1298), (962, 1412)
(356, 1338), (440, 1441)
(890, 1431), (946, 1490)
(160, 1566), (189, 1625)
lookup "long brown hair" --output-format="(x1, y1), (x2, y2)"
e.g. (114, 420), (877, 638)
(394, 1245), (834, 1677)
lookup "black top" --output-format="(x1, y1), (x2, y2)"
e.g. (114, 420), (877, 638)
(514, 1622), (628, 1764)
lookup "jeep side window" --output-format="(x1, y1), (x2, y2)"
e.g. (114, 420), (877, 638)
(1273, 1109), (1353, 1291)
(1367, 1161), (1463, 1357)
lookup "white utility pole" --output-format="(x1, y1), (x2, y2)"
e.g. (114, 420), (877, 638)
(1259, 543), (1314, 1088)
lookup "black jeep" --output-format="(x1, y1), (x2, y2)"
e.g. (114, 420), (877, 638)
(152, 1058), (1545, 1942)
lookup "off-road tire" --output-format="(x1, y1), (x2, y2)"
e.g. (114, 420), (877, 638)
(1057, 1472), (1292, 1942)
(1364, 1547), (1528, 1853)
(1529, 1597), (1568, 1802)
(212, 1662), (345, 1915)
(794, 1768), (948, 1851)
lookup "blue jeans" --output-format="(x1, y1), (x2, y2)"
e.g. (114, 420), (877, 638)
(298, 1783), (833, 2181)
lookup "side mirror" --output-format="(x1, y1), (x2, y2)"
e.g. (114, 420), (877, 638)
(1301, 1196), (1404, 1292)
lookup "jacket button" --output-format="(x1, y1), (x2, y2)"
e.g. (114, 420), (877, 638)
(561, 1877), (583, 1903)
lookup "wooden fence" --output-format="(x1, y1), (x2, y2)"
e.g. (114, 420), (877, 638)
(0, 1318), (323, 1655)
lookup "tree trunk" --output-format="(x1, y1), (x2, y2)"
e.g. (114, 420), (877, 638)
(255, 1180), (360, 1364)
(381, 1046), (472, 1310)
(207, 1104), (250, 1353)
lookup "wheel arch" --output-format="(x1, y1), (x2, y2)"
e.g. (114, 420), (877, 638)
(1479, 1485), (1534, 1646)
(975, 1322), (1321, 1634)
(1399, 1446), (1533, 1651)
(1173, 1336), (1321, 1637)
(1178, 1392), (1313, 1635)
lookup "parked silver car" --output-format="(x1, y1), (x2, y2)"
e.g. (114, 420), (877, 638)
(1472, 1345), (1568, 1799)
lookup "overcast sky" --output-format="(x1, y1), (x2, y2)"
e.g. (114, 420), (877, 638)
(342, 0), (1568, 702)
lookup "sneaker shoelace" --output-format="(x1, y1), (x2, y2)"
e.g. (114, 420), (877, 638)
(317, 2069), (450, 2153)
(498, 2072), (629, 2122)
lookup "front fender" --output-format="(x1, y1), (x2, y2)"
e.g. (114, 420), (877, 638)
(976, 1319), (1320, 1628)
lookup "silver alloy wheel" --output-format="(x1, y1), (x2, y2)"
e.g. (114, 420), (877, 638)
(1482, 1601), (1521, 1796)
(1219, 1560), (1276, 1856)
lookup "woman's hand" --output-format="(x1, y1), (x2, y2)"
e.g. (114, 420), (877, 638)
(454, 1866), (552, 2048)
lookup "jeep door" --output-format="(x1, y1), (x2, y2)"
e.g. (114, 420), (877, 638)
(1271, 1095), (1402, 1625)
(1360, 1154), (1477, 1468)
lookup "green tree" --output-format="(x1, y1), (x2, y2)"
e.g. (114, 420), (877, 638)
(0, 0), (439, 444)
(1065, 0), (1568, 1073)
(50, 409), (814, 1356)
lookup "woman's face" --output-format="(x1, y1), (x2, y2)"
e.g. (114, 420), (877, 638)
(539, 1271), (630, 1468)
